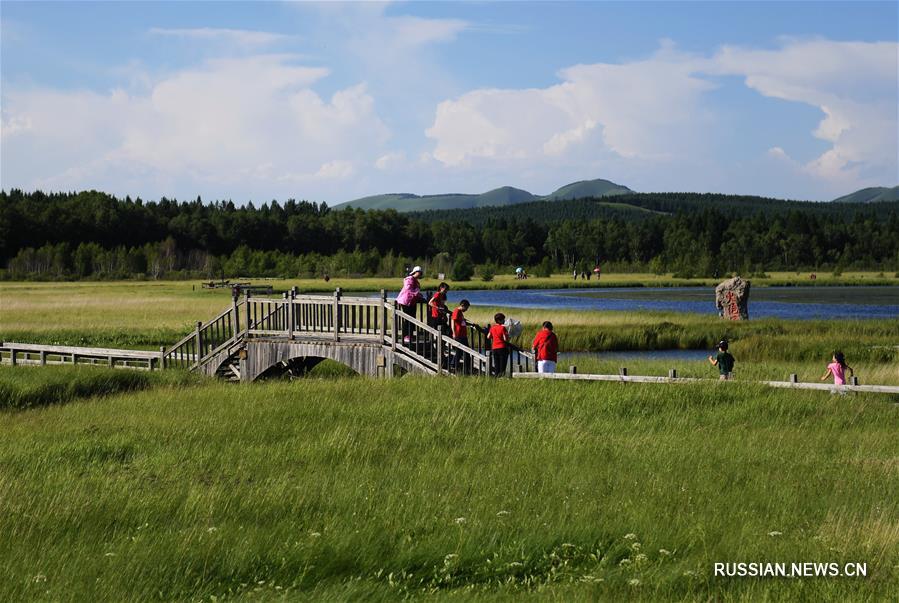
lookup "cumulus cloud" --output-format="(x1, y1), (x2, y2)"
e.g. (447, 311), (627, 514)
(426, 43), (717, 166)
(711, 40), (898, 185)
(2, 54), (388, 196)
(425, 39), (897, 193)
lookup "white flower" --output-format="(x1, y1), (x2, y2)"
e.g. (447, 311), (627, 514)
(631, 542), (641, 551)
(619, 558), (632, 566)
(207, 527), (217, 533)
(496, 510), (510, 516)
(309, 531), (322, 538)
(624, 533), (638, 540)
(659, 549), (672, 556)
(32, 574), (47, 584)
(628, 578), (641, 586)
(634, 553), (647, 563)
(454, 517), (466, 525)
(508, 561), (524, 568)
(768, 531), (783, 537)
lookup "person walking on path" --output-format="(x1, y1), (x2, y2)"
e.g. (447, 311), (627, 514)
(708, 340), (735, 380)
(450, 299), (471, 374)
(821, 351), (854, 387)
(532, 321), (559, 374)
(396, 266), (425, 344)
(487, 312), (510, 377)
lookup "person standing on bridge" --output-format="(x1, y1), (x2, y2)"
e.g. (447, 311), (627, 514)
(450, 299), (471, 374)
(428, 282), (451, 335)
(532, 321), (559, 374)
(397, 266), (425, 344)
(487, 312), (510, 377)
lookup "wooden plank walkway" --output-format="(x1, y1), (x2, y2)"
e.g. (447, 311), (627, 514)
(513, 372), (899, 395)
(0, 342), (161, 370)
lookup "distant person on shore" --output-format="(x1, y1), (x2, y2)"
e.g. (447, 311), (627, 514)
(396, 266), (425, 344)
(532, 321), (559, 374)
(572, 269), (578, 280)
(487, 312), (510, 377)
(428, 282), (450, 335)
(708, 340), (735, 380)
(450, 299), (471, 373)
(821, 351), (854, 387)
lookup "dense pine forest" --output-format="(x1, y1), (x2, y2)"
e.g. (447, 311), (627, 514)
(1, 189), (897, 280)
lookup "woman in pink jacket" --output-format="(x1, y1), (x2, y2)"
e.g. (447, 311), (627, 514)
(396, 266), (425, 343)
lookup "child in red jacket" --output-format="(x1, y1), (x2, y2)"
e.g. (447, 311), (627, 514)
(487, 312), (509, 377)
(532, 321), (559, 373)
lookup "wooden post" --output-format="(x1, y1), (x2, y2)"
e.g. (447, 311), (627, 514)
(619, 367), (628, 377)
(9, 348), (15, 367)
(288, 288), (296, 339)
(436, 332), (444, 376)
(569, 365), (577, 374)
(789, 373), (799, 383)
(108, 355), (115, 368)
(40, 350), (47, 366)
(668, 368), (677, 379)
(245, 290), (252, 337)
(380, 290), (388, 345)
(334, 287), (342, 342)
(391, 301), (398, 351)
(850, 376), (859, 386)
(159, 346), (166, 370)
(195, 321), (203, 362)
(232, 293), (240, 337)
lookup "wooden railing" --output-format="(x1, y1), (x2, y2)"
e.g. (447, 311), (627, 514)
(0, 342), (161, 370)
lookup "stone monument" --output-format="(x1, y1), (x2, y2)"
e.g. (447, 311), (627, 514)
(715, 276), (750, 320)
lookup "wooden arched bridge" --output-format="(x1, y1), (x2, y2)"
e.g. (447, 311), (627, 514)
(1, 290), (534, 381)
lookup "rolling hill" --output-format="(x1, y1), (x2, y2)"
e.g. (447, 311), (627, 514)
(832, 186), (899, 203)
(334, 179), (632, 212)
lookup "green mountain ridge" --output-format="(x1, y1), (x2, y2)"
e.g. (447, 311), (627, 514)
(334, 178), (632, 212)
(832, 186), (899, 204)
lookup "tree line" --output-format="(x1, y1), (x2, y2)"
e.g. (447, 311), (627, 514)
(1, 189), (897, 280)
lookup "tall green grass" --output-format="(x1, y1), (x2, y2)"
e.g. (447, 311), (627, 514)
(1, 376), (896, 600)
(0, 366), (200, 410)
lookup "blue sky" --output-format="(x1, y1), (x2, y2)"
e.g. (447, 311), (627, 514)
(2, 1), (897, 203)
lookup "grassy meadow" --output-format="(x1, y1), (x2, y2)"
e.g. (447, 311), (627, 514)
(1, 277), (897, 600)
(1, 373), (898, 601)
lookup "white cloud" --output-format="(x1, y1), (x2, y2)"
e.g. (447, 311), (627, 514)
(711, 40), (898, 185)
(424, 39), (897, 195)
(148, 27), (292, 47)
(426, 43), (716, 167)
(1, 54), (388, 197)
(375, 151), (405, 170)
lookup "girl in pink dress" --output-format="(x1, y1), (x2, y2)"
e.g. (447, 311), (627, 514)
(820, 351), (854, 386)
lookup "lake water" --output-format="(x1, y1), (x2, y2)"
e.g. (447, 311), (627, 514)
(436, 286), (899, 320)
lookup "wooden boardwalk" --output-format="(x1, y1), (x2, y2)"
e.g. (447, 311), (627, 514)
(2, 288), (897, 395)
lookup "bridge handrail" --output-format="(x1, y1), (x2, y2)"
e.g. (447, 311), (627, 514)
(1, 342), (158, 359)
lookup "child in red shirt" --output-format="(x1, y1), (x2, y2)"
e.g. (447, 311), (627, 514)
(532, 321), (559, 374)
(450, 299), (471, 373)
(487, 312), (509, 377)
(427, 282), (450, 335)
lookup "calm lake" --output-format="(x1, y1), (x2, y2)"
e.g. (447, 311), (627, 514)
(436, 286), (899, 320)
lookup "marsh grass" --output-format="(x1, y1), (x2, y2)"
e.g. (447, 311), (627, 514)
(0, 366), (200, 410)
(1, 375), (897, 600)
